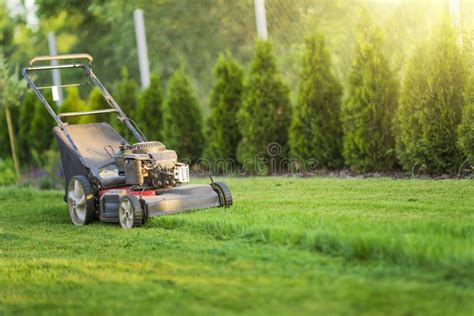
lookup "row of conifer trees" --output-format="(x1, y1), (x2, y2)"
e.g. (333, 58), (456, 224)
(12, 19), (473, 175)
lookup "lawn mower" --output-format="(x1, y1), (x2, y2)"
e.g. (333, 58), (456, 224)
(22, 54), (232, 229)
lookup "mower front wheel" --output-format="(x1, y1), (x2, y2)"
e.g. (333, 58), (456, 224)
(67, 176), (96, 225)
(118, 195), (144, 229)
(211, 182), (233, 207)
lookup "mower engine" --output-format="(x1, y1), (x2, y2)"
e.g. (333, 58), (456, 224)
(114, 141), (189, 189)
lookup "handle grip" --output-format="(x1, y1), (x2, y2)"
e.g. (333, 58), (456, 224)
(29, 53), (93, 66)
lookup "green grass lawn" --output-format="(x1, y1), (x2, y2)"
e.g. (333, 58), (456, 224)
(0, 177), (473, 315)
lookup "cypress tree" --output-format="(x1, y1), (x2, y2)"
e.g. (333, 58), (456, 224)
(29, 90), (57, 163)
(396, 20), (468, 174)
(458, 75), (474, 165)
(289, 33), (343, 169)
(394, 46), (428, 173)
(237, 40), (292, 173)
(113, 68), (138, 136)
(18, 92), (38, 164)
(79, 87), (108, 124)
(135, 73), (164, 141)
(341, 24), (398, 172)
(162, 65), (204, 162)
(204, 52), (244, 168)
(60, 87), (85, 125)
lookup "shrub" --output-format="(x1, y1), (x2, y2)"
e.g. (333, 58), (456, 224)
(341, 24), (398, 172)
(458, 75), (474, 165)
(204, 52), (244, 170)
(289, 33), (343, 169)
(18, 92), (38, 164)
(0, 102), (19, 159)
(395, 20), (468, 174)
(135, 73), (164, 141)
(29, 90), (57, 165)
(79, 87), (109, 124)
(60, 87), (85, 125)
(237, 40), (292, 173)
(0, 111), (10, 158)
(162, 65), (204, 162)
(0, 158), (16, 185)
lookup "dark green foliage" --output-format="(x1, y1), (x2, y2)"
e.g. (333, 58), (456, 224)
(395, 21), (468, 174)
(112, 68), (139, 136)
(289, 33), (343, 169)
(204, 52), (244, 169)
(341, 24), (398, 172)
(0, 106), (19, 159)
(458, 75), (474, 165)
(394, 47), (428, 174)
(237, 40), (292, 173)
(18, 92), (38, 164)
(0, 111), (11, 158)
(29, 90), (56, 163)
(135, 74), (164, 141)
(79, 88), (108, 124)
(162, 65), (204, 162)
(60, 87), (85, 125)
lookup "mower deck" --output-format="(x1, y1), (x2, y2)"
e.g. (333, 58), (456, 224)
(99, 184), (221, 223)
(142, 184), (221, 216)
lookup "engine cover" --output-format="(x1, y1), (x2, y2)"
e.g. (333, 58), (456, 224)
(114, 142), (187, 189)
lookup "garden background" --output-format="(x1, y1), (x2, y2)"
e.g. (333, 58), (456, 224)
(1, 0), (474, 185)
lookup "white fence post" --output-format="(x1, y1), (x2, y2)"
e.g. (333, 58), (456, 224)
(134, 9), (151, 89)
(47, 31), (63, 105)
(254, 0), (268, 39)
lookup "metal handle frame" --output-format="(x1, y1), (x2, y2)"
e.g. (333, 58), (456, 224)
(29, 53), (94, 66)
(21, 56), (147, 157)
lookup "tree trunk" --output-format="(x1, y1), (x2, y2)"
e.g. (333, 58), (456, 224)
(4, 106), (20, 179)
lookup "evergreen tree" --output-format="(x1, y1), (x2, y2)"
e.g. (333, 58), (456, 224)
(162, 65), (204, 162)
(394, 46), (426, 173)
(237, 40), (292, 173)
(396, 20), (468, 174)
(204, 52), (244, 168)
(29, 90), (57, 163)
(18, 92), (38, 164)
(135, 73), (164, 141)
(341, 24), (398, 172)
(458, 75), (474, 165)
(79, 87), (109, 124)
(60, 87), (85, 125)
(112, 68), (139, 136)
(289, 33), (343, 169)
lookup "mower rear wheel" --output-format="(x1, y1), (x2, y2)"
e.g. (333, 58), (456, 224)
(67, 176), (95, 225)
(211, 182), (233, 207)
(118, 195), (144, 229)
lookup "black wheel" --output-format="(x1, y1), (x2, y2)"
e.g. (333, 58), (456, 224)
(67, 175), (96, 225)
(211, 182), (233, 207)
(118, 195), (144, 229)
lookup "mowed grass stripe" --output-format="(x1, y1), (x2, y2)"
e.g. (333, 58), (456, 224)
(1, 221), (473, 315)
(151, 178), (473, 280)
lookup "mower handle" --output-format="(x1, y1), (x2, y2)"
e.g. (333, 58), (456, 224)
(29, 53), (93, 66)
